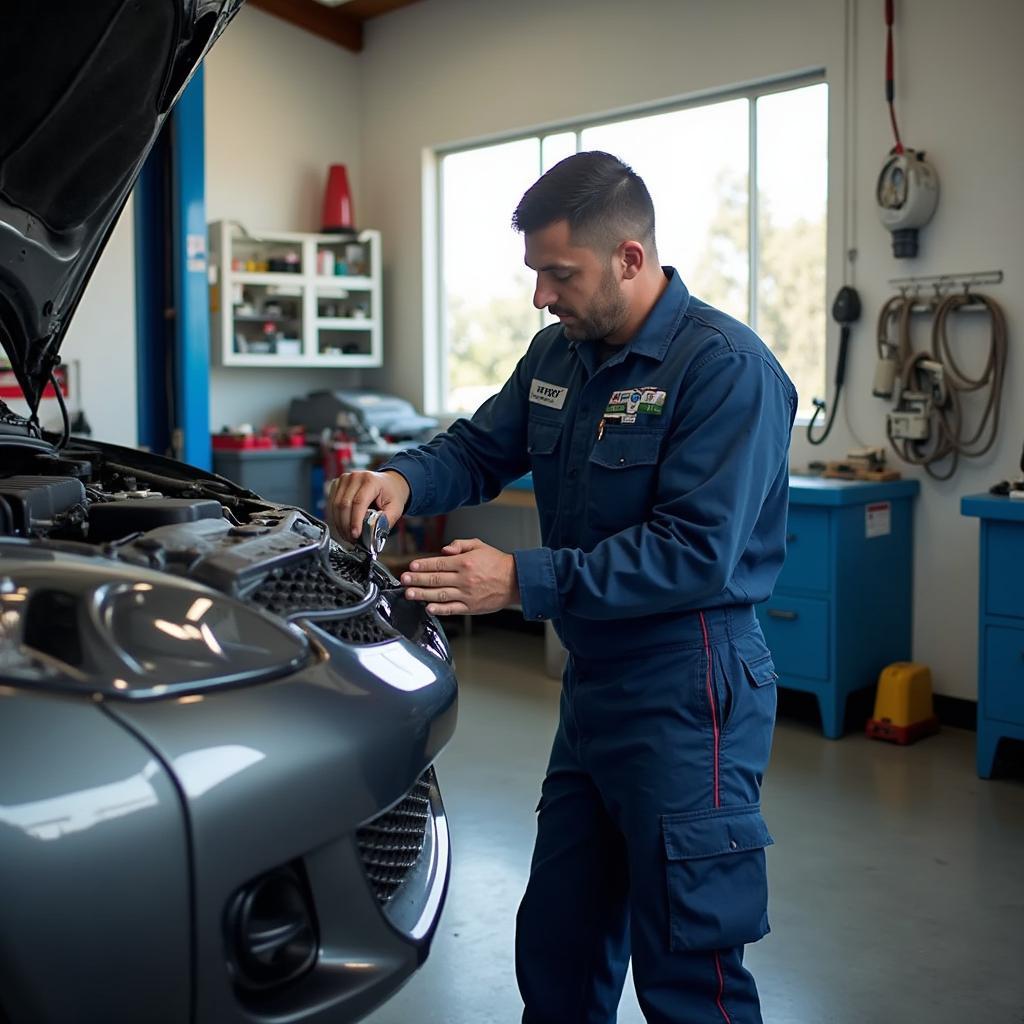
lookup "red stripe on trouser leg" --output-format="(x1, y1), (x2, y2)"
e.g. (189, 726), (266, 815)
(701, 616), (731, 1020)
(698, 611), (720, 808)
(714, 952), (733, 1023)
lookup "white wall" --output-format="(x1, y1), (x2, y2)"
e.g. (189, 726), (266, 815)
(357, 0), (1024, 700)
(204, 5), (368, 430)
(66, 205), (139, 446)
(789, 0), (1024, 702)
(6, 204), (137, 446)
(205, 5), (364, 234)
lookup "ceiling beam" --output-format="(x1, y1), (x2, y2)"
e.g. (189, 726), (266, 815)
(248, 0), (364, 53)
(341, 0), (423, 16)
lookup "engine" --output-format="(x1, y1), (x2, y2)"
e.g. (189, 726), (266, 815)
(0, 462), (230, 546)
(0, 439), (449, 662)
(0, 439), (298, 549)
(0, 474), (90, 536)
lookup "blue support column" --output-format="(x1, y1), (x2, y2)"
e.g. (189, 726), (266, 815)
(134, 143), (172, 456)
(170, 65), (211, 470)
(135, 66), (211, 468)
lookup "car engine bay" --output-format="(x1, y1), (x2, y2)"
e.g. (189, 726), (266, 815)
(0, 411), (447, 663)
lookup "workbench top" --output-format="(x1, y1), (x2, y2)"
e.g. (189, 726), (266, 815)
(787, 475), (920, 505)
(961, 493), (1024, 522)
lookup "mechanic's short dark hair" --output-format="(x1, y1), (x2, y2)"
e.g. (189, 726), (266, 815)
(512, 151), (656, 256)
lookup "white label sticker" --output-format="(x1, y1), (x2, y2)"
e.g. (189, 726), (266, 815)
(529, 379), (568, 410)
(865, 501), (891, 539)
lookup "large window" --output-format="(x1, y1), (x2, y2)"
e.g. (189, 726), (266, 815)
(437, 79), (828, 416)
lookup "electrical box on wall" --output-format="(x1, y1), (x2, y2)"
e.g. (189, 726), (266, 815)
(876, 148), (939, 258)
(877, 1), (939, 258)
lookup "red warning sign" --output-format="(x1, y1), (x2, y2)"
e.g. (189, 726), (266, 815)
(0, 364), (69, 400)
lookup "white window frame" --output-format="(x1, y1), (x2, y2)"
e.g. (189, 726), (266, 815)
(427, 70), (827, 417)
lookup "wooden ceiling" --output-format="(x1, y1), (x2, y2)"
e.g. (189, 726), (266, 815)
(248, 0), (423, 53)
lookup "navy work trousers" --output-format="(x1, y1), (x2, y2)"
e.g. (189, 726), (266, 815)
(516, 606), (778, 1024)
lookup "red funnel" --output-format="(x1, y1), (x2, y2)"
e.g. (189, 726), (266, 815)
(321, 164), (355, 233)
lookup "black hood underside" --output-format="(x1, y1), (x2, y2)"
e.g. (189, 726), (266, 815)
(0, 0), (242, 409)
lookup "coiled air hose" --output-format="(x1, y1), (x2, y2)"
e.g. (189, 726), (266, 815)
(876, 293), (914, 379)
(885, 291), (1008, 480)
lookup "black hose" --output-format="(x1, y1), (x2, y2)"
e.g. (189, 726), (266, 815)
(316, 530), (377, 602)
(806, 324), (851, 445)
(51, 369), (70, 449)
(102, 460), (248, 506)
(808, 286), (861, 446)
(0, 495), (14, 535)
(286, 582), (382, 625)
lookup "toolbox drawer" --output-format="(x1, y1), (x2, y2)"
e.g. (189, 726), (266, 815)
(986, 522), (1024, 621)
(756, 594), (830, 681)
(776, 507), (830, 592)
(983, 624), (1024, 726)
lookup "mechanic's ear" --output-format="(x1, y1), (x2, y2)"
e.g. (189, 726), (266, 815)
(619, 240), (644, 279)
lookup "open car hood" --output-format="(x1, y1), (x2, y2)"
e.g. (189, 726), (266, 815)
(0, 0), (242, 410)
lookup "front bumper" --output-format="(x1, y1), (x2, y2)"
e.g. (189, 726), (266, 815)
(103, 636), (457, 1024)
(227, 766), (452, 1024)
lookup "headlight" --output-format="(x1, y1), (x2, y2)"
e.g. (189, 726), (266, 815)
(2, 554), (310, 699)
(90, 582), (311, 698)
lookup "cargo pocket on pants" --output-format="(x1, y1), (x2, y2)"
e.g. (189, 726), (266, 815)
(661, 803), (773, 952)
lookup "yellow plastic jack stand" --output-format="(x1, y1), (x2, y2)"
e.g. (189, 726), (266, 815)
(866, 662), (940, 744)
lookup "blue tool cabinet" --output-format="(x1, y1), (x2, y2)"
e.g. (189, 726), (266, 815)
(961, 494), (1024, 777)
(757, 478), (920, 738)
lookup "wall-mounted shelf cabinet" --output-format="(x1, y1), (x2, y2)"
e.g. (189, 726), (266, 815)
(208, 221), (382, 368)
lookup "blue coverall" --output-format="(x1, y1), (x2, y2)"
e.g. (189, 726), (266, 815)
(384, 269), (798, 1023)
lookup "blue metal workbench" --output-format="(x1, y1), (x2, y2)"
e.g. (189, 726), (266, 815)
(961, 493), (1024, 777)
(760, 477), (919, 737)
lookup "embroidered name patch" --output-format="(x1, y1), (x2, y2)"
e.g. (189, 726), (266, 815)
(530, 379), (569, 410)
(605, 387), (667, 418)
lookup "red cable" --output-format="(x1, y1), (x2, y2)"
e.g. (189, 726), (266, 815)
(885, 0), (904, 153)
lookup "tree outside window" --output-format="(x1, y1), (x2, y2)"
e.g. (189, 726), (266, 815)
(438, 80), (827, 417)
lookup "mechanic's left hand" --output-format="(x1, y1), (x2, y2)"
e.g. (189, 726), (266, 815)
(401, 538), (520, 616)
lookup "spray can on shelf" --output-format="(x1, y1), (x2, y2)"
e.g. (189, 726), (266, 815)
(317, 250), (335, 276)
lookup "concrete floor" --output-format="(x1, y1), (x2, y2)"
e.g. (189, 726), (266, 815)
(364, 626), (1024, 1024)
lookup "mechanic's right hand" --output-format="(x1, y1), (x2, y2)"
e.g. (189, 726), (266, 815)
(327, 470), (410, 541)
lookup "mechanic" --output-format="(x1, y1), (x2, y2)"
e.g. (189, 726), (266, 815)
(329, 151), (797, 1024)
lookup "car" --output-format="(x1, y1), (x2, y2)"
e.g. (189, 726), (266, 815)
(0, 3), (458, 1022)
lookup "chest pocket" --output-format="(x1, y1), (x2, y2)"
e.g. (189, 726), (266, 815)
(587, 429), (662, 535)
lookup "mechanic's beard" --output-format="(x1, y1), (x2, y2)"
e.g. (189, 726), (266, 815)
(561, 268), (629, 343)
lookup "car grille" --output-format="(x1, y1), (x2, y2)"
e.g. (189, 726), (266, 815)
(328, 549), (369, 584)
(245, 552), (397, 645)
(357, 769), (434, 905)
